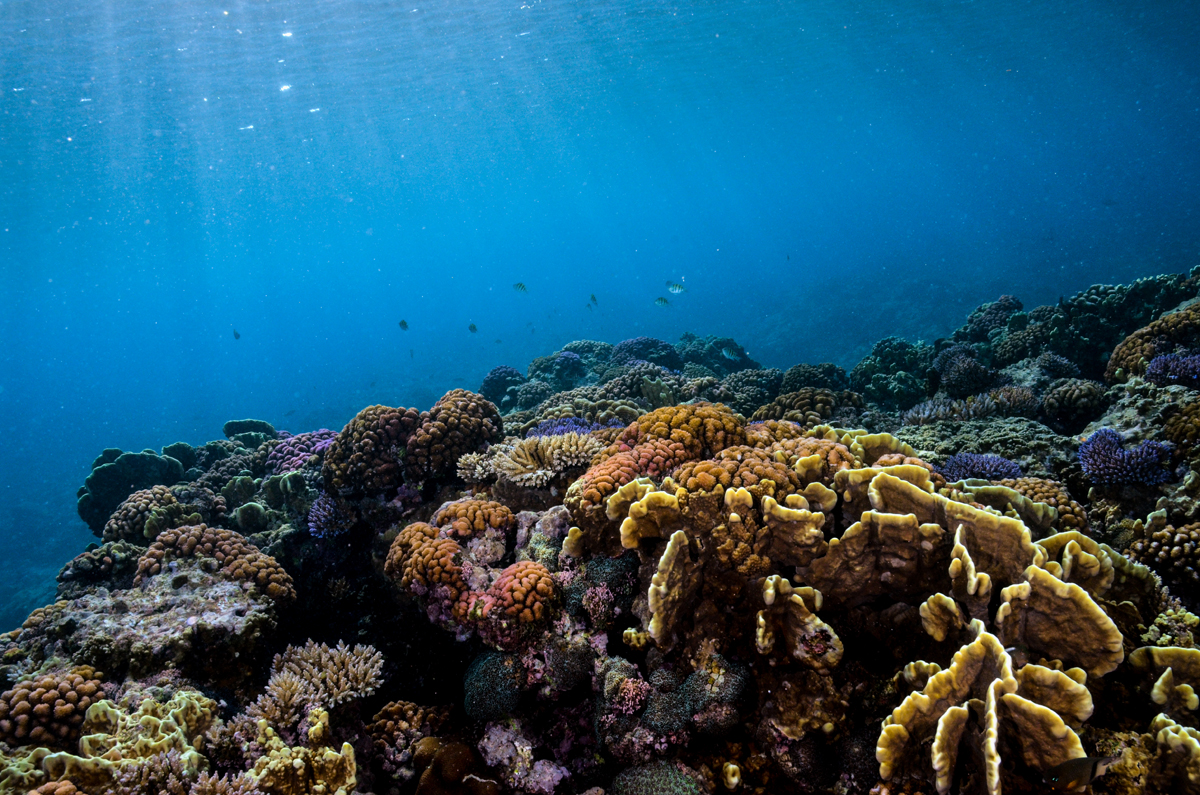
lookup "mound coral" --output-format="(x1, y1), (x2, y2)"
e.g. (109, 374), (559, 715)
(0, 669), (104, 749)
(385, 523), (470, 626)
(749, 388), (862, 425)
(321, 404), (421, 497)
(367, 701), (449, 783)
(135, 523), (295, 602)
(479, 365), (527, 408)
(265, 429), (335, 475)
(1040, 377), (1109, 431)
(609, 337), (683, 371)
(433, 499), (517, 539)
(932, 344), (995, 399)
(406, 389), (503, 480)
(1107, 302), (1200, 382)
(781, 362), (849, 393)
(102, 485), (179, 543)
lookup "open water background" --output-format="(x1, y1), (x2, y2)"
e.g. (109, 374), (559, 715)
(2, 0), (1199, 627)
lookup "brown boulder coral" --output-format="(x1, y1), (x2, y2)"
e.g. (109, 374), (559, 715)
(406, 389), (502, 480)
(322, 404), (421, 497)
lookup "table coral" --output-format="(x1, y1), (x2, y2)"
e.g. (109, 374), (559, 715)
(936, 452), (1023, 482)
(77, 450), (186, 534)
(489, 433), (603, 488)
(1146, 352), (1200, 389)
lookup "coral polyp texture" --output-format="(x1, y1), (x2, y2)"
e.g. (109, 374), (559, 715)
(24, 266), (1200, 794)
(322, 404), (421, 497)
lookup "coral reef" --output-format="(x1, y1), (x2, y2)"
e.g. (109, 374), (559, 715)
(31, 267), (1200, 795)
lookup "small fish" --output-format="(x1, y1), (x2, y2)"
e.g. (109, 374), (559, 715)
(398, 320), (409, 330)
(232, 329), (241, 340)
(586, 304), (593, 311)
(721, 347), (739, 360)
(654, 297), (669, 307)
(590, 293), (598, 305)
(469, 323), (478, 333)
(285, 409), (296, 417)
(787, 254), (789, 260)
(495, 339), (502, 344)
(666, 282), (685, 294)
(513, 282), (528, 293)
(1044, 756), (1119, 791)
(410, 349), (414, 358)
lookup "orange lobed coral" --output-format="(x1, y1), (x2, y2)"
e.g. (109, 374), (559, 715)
(385, 522), (470, 619)
(485, 561), (556, 624)
(632, 402), (746, 460)
(433, 499), (516, 539)
(323, 404), (421, 496)
(744, 419), (807, 447)
(564, 450), (642, 530)
(671, 446), (802, 496)
(134, 523), (295, 602)
(0, 667), (104, 748)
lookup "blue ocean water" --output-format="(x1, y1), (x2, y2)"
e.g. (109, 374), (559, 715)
(1, 0), (1198, 628)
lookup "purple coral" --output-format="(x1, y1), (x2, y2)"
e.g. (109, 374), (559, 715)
(525, 417), (625, 438)
(1145, 353), (1200, 389)
(936, 452), (1023, 482)
(306, 491), (356, 537)
(933, 345), (995, 399)
(266, 429), (336, 475)
(1079, 428), (1173, 486)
